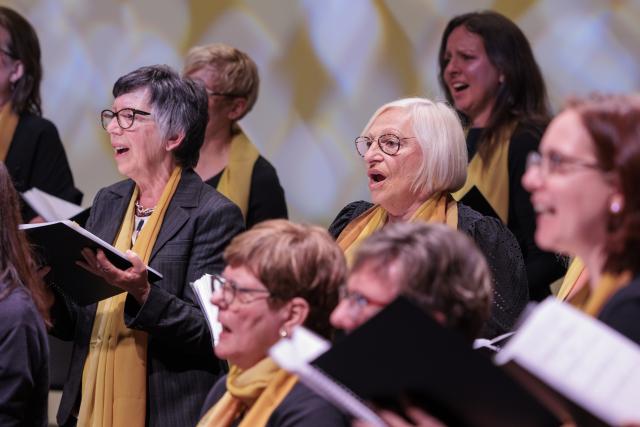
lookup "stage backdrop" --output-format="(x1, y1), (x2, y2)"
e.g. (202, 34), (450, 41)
(6, 0), (640, 225)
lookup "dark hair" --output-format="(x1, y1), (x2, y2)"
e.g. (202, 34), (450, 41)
(112, 64), (208, 168)
(353, 222), (492, 341)
(224, 220), (346, 339)
(567, 94), (640, 276)
(438, 10), (549, 159)
(0, 163), (50, 325)
(0, 6), (42, 115)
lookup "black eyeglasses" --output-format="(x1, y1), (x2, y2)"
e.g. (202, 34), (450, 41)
(100, 108), (151, 130)
(211, 273), (274, 305)
(354, 134), (415, 157)
(526, 151), (601, 177)
(337, 284), (387, 319)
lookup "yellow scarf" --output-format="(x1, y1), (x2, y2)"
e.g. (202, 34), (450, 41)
(78, 167), (182, 427)
(557, 258), (589, 302)
(197, 358), (298, 427)
(452, 127), (512, 224)
(0, 102), (18, 161)
(216, 130), (260, 221)
(337, 193), (458, 265)
(580, 271), (631, 316)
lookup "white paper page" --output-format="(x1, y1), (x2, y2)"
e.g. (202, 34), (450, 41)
(22, 187), (84, 221)
(190, 274), (221, 345)
(495, 298), (640, 425)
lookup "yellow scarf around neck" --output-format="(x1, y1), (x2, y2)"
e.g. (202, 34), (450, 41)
(580, 271), (631, 316)
(337, 193), (458, 265)
(0, 102), (19, 161)
(216, 130), (260, 221)
(78, 166), (182, 427)
(557, 258), (588, 302)
(452, 126), (513, 224)
(197, 358), (298, 427)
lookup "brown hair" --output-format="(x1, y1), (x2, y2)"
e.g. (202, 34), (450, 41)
(224, 219), (346, 338)
(0, 6), (42, 115)
(567, 94), (640, 275)
(438, 10), (549, 160)
(0, 163), (50, 325)
(352, 222), (492, 341)
(183, 43), (259, 121)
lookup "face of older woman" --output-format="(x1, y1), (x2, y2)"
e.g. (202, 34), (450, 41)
(364, 108), (426, 218)
(105, 88), (171, 182)
(211, 265), (288, 370)
(330, 261), (401, 333)
(443, 25), (503, 127)
(522, 110), (616, 257)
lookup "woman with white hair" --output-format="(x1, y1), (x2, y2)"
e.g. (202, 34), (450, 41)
(329, 97), (528, 337)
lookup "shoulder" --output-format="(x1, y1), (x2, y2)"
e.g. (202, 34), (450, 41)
(252, 156), (279, 178)
(200, 374), (228, 417)
(458, 203), (523, 257)
(94, 178), (135, 204)
(598, 276), (640, 344)
(328, 200), (373, 239)
(0, 284), (46, 337)
(271, 381), (349, 426)
(16, 113), (60, 140)
(507, 122), (545, 157)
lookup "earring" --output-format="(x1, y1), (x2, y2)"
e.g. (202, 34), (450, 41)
(610, 200), (622, 214)
(279, 328), (288, 338)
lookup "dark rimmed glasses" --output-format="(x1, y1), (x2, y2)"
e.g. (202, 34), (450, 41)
(337, 284), (387, 319)
(100, 108), (151, 130)
(354, 134), (415, 157)
(525, 151), (601, 177)
(211, 273), (274, 305)
(204, 87), (246, 98)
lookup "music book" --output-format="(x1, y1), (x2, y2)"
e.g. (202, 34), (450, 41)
(271, 297), (559, 427)
(20, 220), (162, 306)
(22, 187), (90, 225)
(495, 298), (640, 426)
(190, 274), (222, 345)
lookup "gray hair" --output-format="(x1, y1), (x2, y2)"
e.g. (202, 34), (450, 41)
(362, 97), (468, 196)
(352, 222), (492, 340)
(183, 43), (259, 121)
(112, 64), (208, 168)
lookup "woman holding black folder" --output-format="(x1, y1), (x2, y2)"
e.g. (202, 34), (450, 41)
(47, 65), (244, 427)
(0, 163), (50, 426)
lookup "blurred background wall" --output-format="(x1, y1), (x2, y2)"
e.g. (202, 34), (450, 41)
(6, 0), (640, 226)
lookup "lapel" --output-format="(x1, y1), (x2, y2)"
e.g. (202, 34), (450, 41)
(97, 181), (135, 244)
(149, 169), (200, 261)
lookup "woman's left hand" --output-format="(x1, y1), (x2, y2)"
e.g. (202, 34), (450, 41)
(78, 248), (151, 304)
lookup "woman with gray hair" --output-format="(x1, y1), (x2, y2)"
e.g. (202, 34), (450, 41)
(183, 43), (287, 228)
(329, 97), (527, 338)
(48, 65), (244, 427)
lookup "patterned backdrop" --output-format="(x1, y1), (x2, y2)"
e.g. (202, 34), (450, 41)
(6, 0), (640, 225)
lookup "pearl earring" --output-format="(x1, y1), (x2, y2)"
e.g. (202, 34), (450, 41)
(279, 328), (288, 338)
(610, 200), (622, 214)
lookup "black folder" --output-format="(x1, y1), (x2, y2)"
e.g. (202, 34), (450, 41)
(312, 297), (560, 427)
(21, 220), (162, 306)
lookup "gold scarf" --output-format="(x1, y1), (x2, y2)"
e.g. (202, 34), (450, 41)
(78, 166), (182, 427)
(580, 271), (631, 316)
(197, 358), (298, 427)
(452, 126), (513, 224)
(216, 130), (260, 221)
(337, 193), (458, 265)
(0, 102), (18, 161)
(557, 258), (589, 302)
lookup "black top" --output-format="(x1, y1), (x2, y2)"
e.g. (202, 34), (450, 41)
(0, 282), (49, 427)
(598, 274), (640, 345)
(464, 124), (565, 300)
(329, 201), (529, 338)
(5, 113), (83, 222)
(206, 155), (288, 228)
(200, 374), (350, 427)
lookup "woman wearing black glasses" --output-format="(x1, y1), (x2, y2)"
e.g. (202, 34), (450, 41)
(49, 65), (244, 427)
(329, 97), (528, 338)
(0, 6), (81, 222)
(197, 219), (348, 427)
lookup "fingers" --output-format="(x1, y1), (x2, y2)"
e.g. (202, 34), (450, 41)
(125, 249), (146, 274)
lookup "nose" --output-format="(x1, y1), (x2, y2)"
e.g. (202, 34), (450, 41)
(330, 300), (356, 333)
(363, 139), (383, 163)
(522, 163), (542, 193)
(106, 115), (122, 135)
(444, 56), (460, 80)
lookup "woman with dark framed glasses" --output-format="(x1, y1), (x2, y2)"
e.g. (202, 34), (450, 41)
(329, 97), (528, 338)
(523, 94), (640, 344)
(197, 219), (349, 427)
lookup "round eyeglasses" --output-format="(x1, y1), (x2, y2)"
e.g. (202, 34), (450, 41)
(101, 108), (151, 130)
(211, 273), (274, 305)
(525, 150), (601, 177)
(337, 284), (387, 320)
(354, 134), (415, 157)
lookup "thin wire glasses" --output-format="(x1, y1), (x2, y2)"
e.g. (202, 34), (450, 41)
(211, 273), (274, 305)
(354, 134), (415, 157)
(337, 284), (387, 320)
(526, 151), (601, 177)
(101, 108), (151, 130)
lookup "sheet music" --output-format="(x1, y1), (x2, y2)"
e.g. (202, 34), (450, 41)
(190, 274), (221, 346)
(495, 298), (640, 425)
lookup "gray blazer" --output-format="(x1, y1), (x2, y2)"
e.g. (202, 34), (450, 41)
(51, 169), (244, 427)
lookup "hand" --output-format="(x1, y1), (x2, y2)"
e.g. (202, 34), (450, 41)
(29, 215), (46, 224)
(78, 248), (150, 304)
